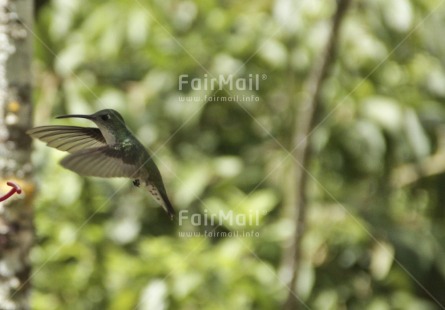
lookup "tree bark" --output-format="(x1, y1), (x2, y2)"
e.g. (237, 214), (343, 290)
(0, 1), (34, 309)
(283, 1), (351, 309)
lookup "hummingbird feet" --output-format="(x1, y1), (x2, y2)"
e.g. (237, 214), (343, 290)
(133, 179), (140, 187)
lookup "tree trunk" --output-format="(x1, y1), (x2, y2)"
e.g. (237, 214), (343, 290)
(0, 1), (34, 309)
(282, 1), (351, 309)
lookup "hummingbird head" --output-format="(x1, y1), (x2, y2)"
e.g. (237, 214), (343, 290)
(57, 109), (126, 127)
(57, 109), (128, 144)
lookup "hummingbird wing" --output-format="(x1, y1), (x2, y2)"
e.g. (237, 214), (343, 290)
(60, 146), (141, 178)
(27, 126), (106, 153)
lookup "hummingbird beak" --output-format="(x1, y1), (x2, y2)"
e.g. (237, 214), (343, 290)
(56, 114), (95, 120)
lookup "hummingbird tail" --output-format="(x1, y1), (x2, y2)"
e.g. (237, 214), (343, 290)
(146, 183), (175, 220)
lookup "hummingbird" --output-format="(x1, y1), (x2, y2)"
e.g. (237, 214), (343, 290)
(27, 109), (175, 219)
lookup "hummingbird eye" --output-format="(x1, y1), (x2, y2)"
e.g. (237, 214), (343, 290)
(101, 114), (111, 121)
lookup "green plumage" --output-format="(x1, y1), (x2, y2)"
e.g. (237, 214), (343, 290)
(27, 109), (175, 219)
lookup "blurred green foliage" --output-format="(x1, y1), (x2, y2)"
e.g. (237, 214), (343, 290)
(31, 0), (445, 309)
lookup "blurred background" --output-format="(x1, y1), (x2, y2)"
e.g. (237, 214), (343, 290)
(30, 0), (445, 309)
